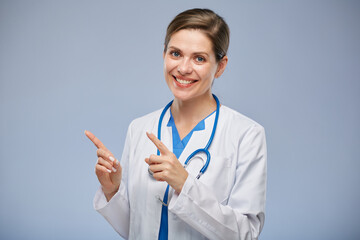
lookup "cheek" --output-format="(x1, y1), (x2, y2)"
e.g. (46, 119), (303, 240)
(195, 65), (217, 82)
(164, 58), (177, 74)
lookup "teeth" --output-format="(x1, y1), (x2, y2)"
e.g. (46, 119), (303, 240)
(176, 77), (193, 84)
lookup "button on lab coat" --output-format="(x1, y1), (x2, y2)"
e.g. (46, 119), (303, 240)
(93, 105), (267, 240)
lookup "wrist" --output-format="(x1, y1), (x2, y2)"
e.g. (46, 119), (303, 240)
(103, 185), (119, 202)
(175, 171), (188, 194)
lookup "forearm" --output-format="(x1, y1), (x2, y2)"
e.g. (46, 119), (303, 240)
(168, 174), (265, 240)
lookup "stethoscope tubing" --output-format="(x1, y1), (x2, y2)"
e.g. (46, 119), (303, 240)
(156, 94), (220, 178)
(151, 94), (220, 206)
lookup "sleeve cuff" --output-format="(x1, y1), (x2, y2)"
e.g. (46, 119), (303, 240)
(93, 181), (127, 211)
(168, 173), (195, 212)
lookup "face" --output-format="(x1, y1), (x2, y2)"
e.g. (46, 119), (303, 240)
(163, 29), (227, 103)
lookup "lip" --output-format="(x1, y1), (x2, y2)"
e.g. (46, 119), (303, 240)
(172, 75), (197, 88)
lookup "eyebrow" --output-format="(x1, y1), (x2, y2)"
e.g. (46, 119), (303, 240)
(168, 46), (210, 57)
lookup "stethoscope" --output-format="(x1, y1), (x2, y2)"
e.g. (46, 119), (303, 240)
(148, 94), (220, 180)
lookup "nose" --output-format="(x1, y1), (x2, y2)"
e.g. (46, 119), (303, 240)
(177, 58), (192, 75)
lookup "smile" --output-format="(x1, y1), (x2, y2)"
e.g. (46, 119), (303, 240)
(173, 76), (197, 85)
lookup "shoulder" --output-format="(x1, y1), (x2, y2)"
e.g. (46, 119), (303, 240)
(217, 105), (266, 147)
(220, 105), (264, 132)
(218, 106), (267, 163)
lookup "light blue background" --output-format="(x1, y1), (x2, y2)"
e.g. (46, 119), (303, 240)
(1, 0), (359, 239)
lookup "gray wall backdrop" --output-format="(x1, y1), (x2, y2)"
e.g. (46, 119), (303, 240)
(1, 0), (359, 239)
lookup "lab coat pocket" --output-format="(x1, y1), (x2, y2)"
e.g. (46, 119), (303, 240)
(199, 154), (234, 205)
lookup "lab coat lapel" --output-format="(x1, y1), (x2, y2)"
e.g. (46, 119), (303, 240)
(166, 112), (215, 212)
(161, 109), (173, 152)
(146, 109), (173, 214)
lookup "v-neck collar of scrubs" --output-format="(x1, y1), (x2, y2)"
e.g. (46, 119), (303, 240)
(166, 110), (216, 159)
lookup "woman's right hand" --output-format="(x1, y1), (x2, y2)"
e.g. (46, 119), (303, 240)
(85, 130), (122, 201)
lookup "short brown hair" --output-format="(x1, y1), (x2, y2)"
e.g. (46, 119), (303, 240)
(164, 8), (230, 62)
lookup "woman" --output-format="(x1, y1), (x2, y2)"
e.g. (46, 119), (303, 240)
(85, 8), (267, 240)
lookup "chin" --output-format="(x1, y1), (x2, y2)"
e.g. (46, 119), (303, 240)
(172, 91), (192, 101)
(172, 90), (208, 103)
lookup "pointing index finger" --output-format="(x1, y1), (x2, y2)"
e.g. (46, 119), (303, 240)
(85, 130), (108, 150)
(146, 132), (170, 155)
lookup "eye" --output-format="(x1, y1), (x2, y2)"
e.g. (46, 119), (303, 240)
(195, 56), (205, 62)
(170, 51), (180, 57)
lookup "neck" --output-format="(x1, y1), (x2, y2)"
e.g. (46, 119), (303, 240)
(171, 93), (217, 125)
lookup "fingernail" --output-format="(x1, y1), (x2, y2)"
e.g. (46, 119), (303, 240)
(112, 167), (117, 172)
(109, 156), (115, 162)
(107, 169), (111, 173)
(115, 160), (119, 165)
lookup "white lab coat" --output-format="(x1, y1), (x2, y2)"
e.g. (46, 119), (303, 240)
(94, 105), (267, 240)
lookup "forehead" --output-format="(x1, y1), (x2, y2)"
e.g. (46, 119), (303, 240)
(168, 29), (213, 54)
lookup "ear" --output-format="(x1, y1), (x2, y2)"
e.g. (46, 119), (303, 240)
(215, 56), (228, 78)
(163, 44), (166, 59)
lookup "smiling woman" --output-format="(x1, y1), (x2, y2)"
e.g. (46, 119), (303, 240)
(86, 8), (267, 240)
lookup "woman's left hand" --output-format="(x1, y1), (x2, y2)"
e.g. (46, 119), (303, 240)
(145, 132), (188, 194)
